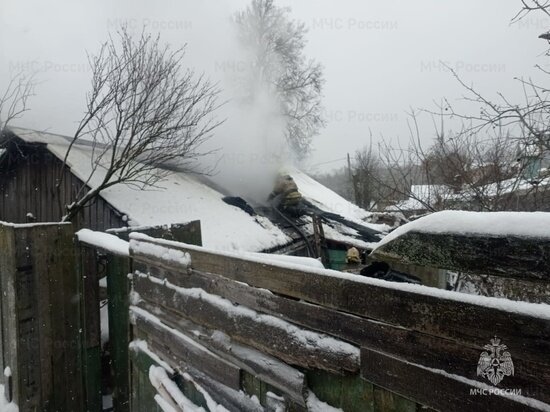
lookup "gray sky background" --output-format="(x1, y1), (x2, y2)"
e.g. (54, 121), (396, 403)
(1, 0), (549, 173)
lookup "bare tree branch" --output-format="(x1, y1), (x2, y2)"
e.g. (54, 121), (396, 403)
(0, 72), (35, 144)
(60, 26), (223, 222)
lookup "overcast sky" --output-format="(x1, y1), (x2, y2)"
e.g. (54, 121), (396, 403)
(1, 0), (549, 173)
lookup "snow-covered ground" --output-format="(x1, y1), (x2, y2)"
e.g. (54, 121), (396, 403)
(387, 184), (454, 212)
(0, 385), (18, 412)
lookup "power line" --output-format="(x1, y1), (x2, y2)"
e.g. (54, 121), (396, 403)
(308, 157), (347, 168)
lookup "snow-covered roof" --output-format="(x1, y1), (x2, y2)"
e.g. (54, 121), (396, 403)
(290, 168), (385, 230)
(8, 127), (387, 253)
(8, 127), (292, 252)
(387, 184), (455, 212)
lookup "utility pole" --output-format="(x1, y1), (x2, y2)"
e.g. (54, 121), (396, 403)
(347, 152), (359, 205)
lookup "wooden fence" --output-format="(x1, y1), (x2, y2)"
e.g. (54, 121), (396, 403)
(128, 233), (550, 412)
(76, 231), (130, 412)
(0, 220), (203, 412)
(1, 219), (549, 411)
(0, 222), (83, 411)
(75, 220), (202, 412)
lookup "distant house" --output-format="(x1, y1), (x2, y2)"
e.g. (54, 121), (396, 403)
(386, 177), (550, 215)
(0, 127), (386, 267)
(385, 185), (456, 217)
(516, 141), (550, 181)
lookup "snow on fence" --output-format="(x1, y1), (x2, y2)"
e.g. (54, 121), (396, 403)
(128, 233), (550, 412)
(372, 210), (550, 282)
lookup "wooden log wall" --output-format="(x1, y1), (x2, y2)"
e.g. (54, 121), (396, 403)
(128, 234), (550, 412)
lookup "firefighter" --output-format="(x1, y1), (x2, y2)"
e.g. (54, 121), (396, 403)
(346, 247), (361, 264)
(268, 174), (304, 216)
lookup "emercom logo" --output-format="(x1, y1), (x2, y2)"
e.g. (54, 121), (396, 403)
(476, 337), (515, 386)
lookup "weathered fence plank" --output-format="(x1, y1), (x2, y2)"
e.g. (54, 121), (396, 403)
(13, 227), (41, 408)
(361, 347), (546, 412)
(0, 222), (84, 411)
(131, 306), (242, 390)
(108, 220), (202, 245)
(370, 231), (550, 281)
(76, 243), (102, 412)
(127, 233), (550, 410)
(141, 265), (550, 404)
(107, 254), (131, 412)
(130, 236), (550, 367)
(136, 299), (308, 407)
(34, 227), (54, 406)
(136, 340), (264, 412)
(0, 224), (18, 405)
(46, 225), (82, 411)
(132, 272), (360, 375)
(306, 370), (378, 412)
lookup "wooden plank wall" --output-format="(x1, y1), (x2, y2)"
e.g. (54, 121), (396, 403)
(0, 144), (124, 231)
(128, 235), (550, 412)
(370, 230), (550, 304)
(0, 222), (83, 411)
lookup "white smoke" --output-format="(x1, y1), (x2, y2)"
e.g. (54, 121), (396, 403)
(179, 2), (297, 204)
(211, 89), (290, 202)
(1, 0), (300, 204)
(194, 3), (295, 203)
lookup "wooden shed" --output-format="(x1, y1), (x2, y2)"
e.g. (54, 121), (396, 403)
(0, 128), (124, 231)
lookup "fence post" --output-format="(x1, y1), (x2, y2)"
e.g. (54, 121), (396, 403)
(107, 254), (131, 412)
(0, 223), (17, 404)
(76, 243), (102, 412)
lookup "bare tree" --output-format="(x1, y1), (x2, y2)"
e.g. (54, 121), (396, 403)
(369, 112), (528, 214)
(363, 3), (550, 215)
(432, 1), (550, 162)
(417, 63), (550, 211)
(352, 143), (390, 210)
(0, 73), (34, 144)
(364, 114), (448, 214)
(59, 27), (222, 222)
(511, 0), (550, 23)
(313, 167), (354, 201)
(235, 0), (325, 158)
